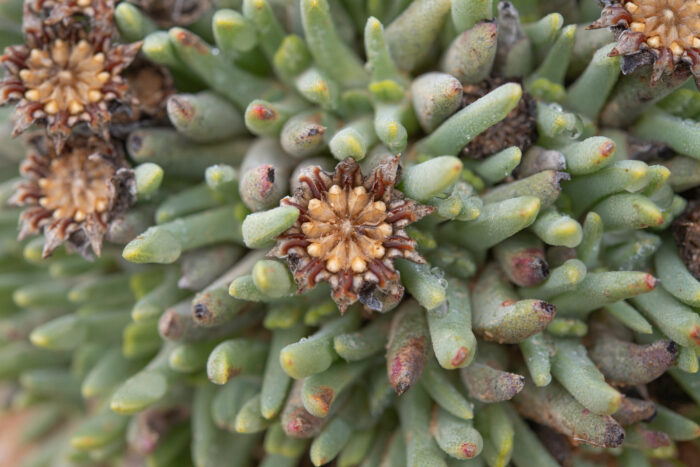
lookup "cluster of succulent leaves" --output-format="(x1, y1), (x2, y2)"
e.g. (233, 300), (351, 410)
(0, 0), (700, 466)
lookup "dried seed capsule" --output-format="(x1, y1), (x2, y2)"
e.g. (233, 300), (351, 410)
(589, 0), (700, 87)
(268, 156), (434, 313)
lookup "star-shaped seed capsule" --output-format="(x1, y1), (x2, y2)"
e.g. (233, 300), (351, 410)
(0, 26), (140, 149)
(269, 156), (435, 313)
(9, 134), (135, 258)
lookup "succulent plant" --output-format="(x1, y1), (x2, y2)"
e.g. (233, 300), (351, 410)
(0, 0), (700, 466)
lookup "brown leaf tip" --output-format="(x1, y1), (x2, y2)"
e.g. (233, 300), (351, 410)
(270, 156), (434, 313)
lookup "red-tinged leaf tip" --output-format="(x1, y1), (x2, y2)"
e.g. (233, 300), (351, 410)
(601, 141), (616, 158)
(689, 324), (700, 347)
(645, 274), (658, 290)
(251, 105), (276, 120)
(461, 443), (479, 458)
(310, 386), (334, 416)
(451, 347), (469, 367)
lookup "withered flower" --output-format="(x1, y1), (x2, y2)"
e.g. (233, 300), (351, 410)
(588, 0), (700, 84)
(130, 0), (211, 27)
(9, 134), (135, 258)
(460, 77), (537, 160)
(0, 26), (141, 149)
(269, 156), (435, 313)
(110, 58), (175, 137)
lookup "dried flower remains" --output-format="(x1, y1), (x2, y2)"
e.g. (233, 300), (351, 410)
(269, 156), (435, 313)
(9, 134), (135, 258)
(589, 0), (700, 84)
(0, 23), (141, 148)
